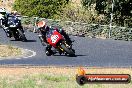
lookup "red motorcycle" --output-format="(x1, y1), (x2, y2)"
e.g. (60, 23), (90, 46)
(46, 29), (75, 56)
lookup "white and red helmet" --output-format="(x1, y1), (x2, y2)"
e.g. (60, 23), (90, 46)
(37, 20), (46, 28)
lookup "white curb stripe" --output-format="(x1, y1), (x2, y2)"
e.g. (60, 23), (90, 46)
(23, 49), (36, 58)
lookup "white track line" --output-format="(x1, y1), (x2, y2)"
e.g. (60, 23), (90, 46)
(22, 49), (36, 59)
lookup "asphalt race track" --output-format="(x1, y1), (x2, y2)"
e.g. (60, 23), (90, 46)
(0, 28), (132, 67)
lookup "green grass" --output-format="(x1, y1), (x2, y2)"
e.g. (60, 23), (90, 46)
(0, 44), (22, 57)
(0, 73), (131, 88)
(0, 74), (104, 88)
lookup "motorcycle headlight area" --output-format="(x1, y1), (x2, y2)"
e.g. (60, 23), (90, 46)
(8, 21), (11, 24)
(9, 25), (16, 27)
(15, 22), (18, 25)
(8, 19), (13, 24)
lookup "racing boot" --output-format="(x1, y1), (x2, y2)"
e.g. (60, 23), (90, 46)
(66, 38), (72, 45)
(45, 44), (53, 56)
(38, 34), (46, 46)
(61, 31), (72, 45)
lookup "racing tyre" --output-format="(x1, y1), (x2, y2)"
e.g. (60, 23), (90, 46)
(14, 32), (20, 41)
(17, 29), (27, 42)
(60, 44), (75, 56)
(14, 36), (20, 41)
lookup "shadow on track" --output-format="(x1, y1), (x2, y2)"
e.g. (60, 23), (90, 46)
(25, 40), (37, 42)
(10, 39), (37, 42)
(10, 39), (21, 41)
(53, 54), (86, 57)
(75, 55), (87, 57)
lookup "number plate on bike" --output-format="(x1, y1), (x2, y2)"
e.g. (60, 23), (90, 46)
(51, 35), (59, 43)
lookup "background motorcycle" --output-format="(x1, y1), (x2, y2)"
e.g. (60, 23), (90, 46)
(0, 11), (6, 26)
(6, 15), (27, 42)
(45, 29), (75, 56)
(0, 16), (4, 26)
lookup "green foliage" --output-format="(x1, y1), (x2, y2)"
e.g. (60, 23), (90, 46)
(113, 0), (132, 15)
(58, 2), (98, 23)
(13, 0), (68, 18)
(21, 17), (32, 25)
(81, 0), (132, 27)
(81, 0), (96, 8)
(34, 74), (69, 82)
(81, 0), (106, 13)
(81, 0), (132, 15)
(111, 27), (132, 41)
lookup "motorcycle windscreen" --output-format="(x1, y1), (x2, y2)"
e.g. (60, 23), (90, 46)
(8, 16), (19, 27)
(47, 30), (64, 47)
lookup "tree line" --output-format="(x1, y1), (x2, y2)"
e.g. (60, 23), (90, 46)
(13, 0), (132, 27)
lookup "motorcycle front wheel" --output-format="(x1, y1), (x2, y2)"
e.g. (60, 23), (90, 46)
(17, 29), (27, 42)
(60, 44), (75, 56)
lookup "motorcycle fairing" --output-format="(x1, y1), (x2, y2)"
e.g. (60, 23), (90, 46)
(47, 30), (64, 47)
(8, 16), (20, 28)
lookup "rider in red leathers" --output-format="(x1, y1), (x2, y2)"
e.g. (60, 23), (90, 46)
(36, 20), (72, 56)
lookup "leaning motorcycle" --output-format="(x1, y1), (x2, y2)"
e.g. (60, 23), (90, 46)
(0, 16), (4, 26)
(5, 15), (27, 42)
(44, 29), (75, 56)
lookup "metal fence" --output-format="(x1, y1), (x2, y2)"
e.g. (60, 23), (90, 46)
(21, 16), (132, 41)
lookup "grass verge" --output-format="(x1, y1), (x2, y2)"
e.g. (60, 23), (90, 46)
(0, 44), (22, 58)
(0, 67), (131, 88)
